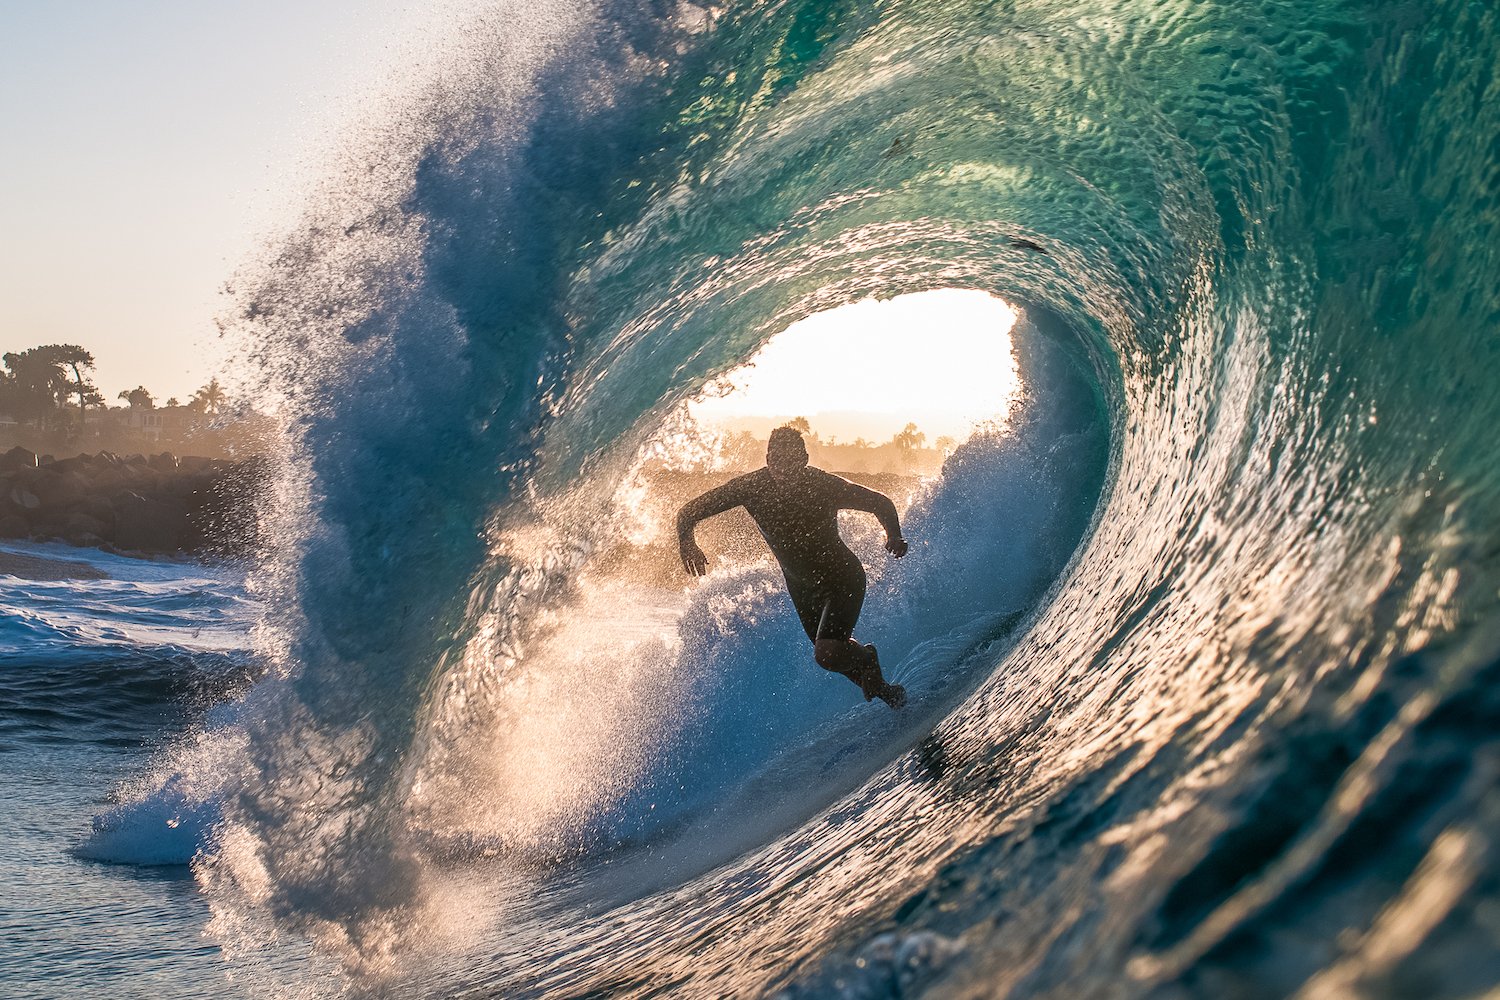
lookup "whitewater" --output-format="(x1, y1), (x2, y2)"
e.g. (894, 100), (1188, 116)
(3, 0), (1499, 996)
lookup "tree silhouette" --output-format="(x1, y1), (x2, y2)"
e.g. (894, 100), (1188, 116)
(784, 415), (812, 435)
(891, 422), (926, 471)
(892, 422), (926, 453)
(118, 386), (155, 409)
(54, 348), (92, 410)
(2, 346), (77, 428)
(192, 377), (226, 415)
(47, 345), (101, 426)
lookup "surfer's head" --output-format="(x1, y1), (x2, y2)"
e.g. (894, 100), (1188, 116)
(766, 426), (810, 480)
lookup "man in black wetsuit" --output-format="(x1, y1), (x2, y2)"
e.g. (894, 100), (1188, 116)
(677, 426), (909, 709)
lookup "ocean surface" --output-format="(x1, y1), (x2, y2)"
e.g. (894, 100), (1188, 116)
(4, 0), (1499, 996)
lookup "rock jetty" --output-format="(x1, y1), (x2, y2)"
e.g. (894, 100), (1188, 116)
(0, 446), (267, 559)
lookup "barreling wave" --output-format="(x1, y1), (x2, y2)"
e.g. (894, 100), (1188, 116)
(91, 0), (1500, 995)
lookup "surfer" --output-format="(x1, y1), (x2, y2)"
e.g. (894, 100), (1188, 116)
(677, 426), (909, 709)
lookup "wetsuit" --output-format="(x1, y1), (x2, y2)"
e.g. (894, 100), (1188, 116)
(677, 468), (902, 642)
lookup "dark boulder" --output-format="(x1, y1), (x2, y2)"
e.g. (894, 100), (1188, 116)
(65, 512), (107, 538)
(0, 514), (29, 538)
(46, 455), (91, 476)
(165, 473), (210, 499)
(8, 486), (40, 511)
(114, 492), (190, 553)
(30, 470), (91, 509)
(85, 465), (127, 492)
(76, 494), (116, 527)
(64, 512), (108, 547)
(0, 446), (37, 471)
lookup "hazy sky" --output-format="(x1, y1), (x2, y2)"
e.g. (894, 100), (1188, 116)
(690, 290), (1021, 442)
(0, 0), (416, 402)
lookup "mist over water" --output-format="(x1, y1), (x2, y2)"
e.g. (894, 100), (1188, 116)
(45, 0), (1500, 996)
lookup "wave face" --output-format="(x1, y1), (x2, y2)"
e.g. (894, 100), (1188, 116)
(171, 0), (1500, 994)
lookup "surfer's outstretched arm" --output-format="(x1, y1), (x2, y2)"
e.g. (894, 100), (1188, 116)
(836, 481), (908, 557)
(676, 477), (751, 576)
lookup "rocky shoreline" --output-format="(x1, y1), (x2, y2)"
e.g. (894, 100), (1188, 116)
(0, 447), (267, 560)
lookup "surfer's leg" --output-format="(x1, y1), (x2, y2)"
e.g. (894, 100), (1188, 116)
(789, 586), (873, 693)
(805, 563), (901, 706)
(813, 636), (879, 691)
(814, 639), (904, 707)
(791, 563), (900, 706)
(813, 604), (903, 706)
(862, 643), (906, 709)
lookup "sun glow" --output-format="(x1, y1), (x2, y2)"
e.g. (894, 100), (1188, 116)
(690, 289), (1020, 444)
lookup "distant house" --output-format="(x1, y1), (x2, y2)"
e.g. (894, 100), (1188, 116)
(123, 403), (164, 441)
(157, 404), (196, 436)
(106, 402), (200, 444)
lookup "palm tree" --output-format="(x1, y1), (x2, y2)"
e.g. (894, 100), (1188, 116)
(892, 422), (926, 454)
(783, 415), (824, 445)
(192, 378), (226, 416)
(892, 422), (926, 472)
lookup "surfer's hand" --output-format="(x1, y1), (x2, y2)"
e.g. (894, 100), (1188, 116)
(886, 535), (908, 558)
(680, 540), (709, 576)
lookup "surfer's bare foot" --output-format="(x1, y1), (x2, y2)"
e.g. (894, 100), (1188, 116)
(879, 683), (906, 710)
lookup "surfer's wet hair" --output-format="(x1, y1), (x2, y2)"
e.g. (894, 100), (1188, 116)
(768, 426), (809, 458)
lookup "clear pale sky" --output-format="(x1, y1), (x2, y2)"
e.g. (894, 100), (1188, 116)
(0, 0), (418, 403)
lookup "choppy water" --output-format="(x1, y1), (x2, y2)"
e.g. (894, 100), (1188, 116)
(0, 543), (258, 996)
(5, 0), (1500, 996)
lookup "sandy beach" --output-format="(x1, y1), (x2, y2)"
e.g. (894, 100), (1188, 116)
(0, 549), (109, 581)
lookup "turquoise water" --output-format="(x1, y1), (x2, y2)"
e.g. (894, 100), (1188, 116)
(5, 0), (1499, 995)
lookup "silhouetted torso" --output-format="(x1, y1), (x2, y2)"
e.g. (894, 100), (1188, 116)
(679, 466), (898, 587)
